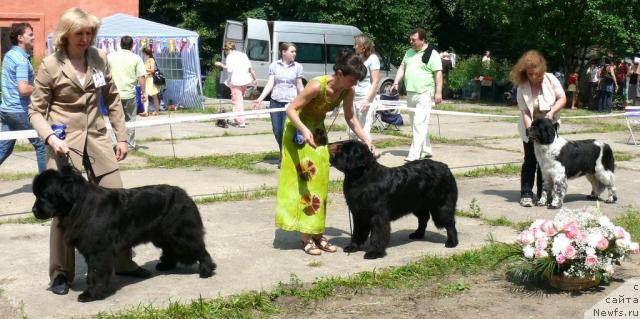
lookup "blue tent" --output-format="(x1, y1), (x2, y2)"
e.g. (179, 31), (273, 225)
(47, 13), (203, 108)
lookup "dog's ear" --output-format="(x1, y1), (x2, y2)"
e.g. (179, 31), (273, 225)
(541, 119), (556, 144)
(343, 141), (375, 171)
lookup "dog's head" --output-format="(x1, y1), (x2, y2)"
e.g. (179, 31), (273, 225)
(529, 118), (557, 145)
(329, 140), (376, 173)
(31, 166), (86, 220)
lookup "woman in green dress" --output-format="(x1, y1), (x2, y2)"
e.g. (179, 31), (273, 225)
(275, 49), (376, 255)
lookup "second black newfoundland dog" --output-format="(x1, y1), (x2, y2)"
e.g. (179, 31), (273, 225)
(31, 166), (216, 302)
(330, 141), (458, 259)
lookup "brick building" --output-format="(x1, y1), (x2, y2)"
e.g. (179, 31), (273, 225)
(0, 0), (138, 59)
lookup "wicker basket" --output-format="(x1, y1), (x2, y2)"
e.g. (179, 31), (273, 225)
(547, 274), (601, 291)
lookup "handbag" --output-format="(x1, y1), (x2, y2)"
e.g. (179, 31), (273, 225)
(152, 68), (166, 86)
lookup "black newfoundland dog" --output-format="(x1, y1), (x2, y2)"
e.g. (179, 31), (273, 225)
(529, 118), (617, 208)
(31, 166), (216, 302)
(329, 141), (458, 259)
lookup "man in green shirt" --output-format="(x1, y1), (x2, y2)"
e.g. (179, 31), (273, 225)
(392, 28), (442, 161)
(107, 35), (146, 150)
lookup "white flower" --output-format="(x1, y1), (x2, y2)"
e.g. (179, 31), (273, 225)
(531, 219), (546, 230)
(523, 245), (535, 259)
(598, 216), (614, 230)
(552, 233), (570, 256)
(587, 231), (604, 248)
(585, 247), (596, 256)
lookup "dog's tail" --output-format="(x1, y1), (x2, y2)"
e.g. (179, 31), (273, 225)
(602, 143), (615, 172)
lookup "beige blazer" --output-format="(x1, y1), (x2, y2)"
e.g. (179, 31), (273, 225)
(516, 72), (564, 142)
(28, 47), (127, 176)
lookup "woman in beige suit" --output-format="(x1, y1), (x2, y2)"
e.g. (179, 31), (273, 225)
(28, 8), (151, 296)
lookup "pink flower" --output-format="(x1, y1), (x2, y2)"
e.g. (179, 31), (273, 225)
(585, 255), (598, 267)
(541, 221), (556, 236)
(564, 224), (579, 239)
(517, 230), (534, 245)
(563, 244), (576, 259)
(614, 226), (626, 239)
(556, 254), (567, 265)
(597, 238), (609, 251)
(534, 249), (548, 258)
(605, 264), (615, 277)
(535, 237), (548, 250)
(576, 230), (589, 243)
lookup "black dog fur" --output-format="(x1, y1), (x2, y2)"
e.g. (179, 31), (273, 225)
(329, 141), (458, 259)
(31, 166), (216, 302)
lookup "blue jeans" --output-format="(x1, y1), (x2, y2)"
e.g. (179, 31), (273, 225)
(0, 111), (47, 172)
(269, 100), (287, 154)
(597, 90), (613, 112)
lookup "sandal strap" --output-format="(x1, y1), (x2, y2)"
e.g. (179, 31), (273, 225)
(303, 240), (322, 255)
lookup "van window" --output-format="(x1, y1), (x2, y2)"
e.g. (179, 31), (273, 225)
(247, 39), (269, 61)
(327, 45), (354, 63)
(294, 43), (324, 64)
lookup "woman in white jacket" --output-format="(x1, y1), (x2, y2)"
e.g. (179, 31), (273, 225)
(511, 50), (566, 207)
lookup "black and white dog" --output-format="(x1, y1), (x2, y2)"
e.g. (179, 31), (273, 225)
(529, 118), (617, 208)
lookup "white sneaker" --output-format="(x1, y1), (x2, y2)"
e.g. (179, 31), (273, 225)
(519, 197), (534, 207)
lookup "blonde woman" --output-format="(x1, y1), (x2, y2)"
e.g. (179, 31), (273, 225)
(28, 7), (151, 296)
(511, 50), (566, 207)
(349, 34), (380, 142)
(142, 47), (161, 116)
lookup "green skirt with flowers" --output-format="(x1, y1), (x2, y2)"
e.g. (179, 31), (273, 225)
(275, 115), (329, 235)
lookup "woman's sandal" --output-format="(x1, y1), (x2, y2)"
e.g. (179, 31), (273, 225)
(138, 112), (149, 117)
(314, 236), (337, 253)
(302, 239), (322, 256)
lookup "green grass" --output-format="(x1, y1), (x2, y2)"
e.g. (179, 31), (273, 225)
(437, 103), (514, 115)
(131, 151), (279, 174)
(307, 261), (323, 267)
(97, 243), (516, 318)
(0, 216), (46, 225)
(0, 172), (37, 181)
(614, 151), (636, 162)
(373, 137), (411, 149)
(615, 207), (640, 239)
(194, 186), (278, 204)
(12, 143), (34, 152)
(456, 163), (521, 178)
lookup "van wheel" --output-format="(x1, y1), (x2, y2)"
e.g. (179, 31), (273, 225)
(379, 80), (394, 95)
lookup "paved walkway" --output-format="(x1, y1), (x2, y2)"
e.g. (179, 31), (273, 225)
(0, 105), (638, 318)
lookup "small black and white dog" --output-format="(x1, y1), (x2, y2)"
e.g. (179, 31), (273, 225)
(529, 118), (617, 208)
(329, 141), (458, 259)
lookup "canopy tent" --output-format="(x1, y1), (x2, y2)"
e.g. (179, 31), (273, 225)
(47, 13), (203, 108)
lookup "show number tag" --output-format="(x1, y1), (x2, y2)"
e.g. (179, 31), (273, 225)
(92, 69), (106, 88)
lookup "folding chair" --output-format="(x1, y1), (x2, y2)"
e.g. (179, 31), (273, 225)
(372, 93), (404, 132)
(625, 106), (640, 145)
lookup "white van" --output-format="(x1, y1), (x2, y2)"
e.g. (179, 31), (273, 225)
(219, 18), (397, 97)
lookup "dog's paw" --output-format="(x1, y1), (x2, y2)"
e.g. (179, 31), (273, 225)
(343, 243), (360, 253)
(78, 291), (98, 303)
(408, 231), (425, 240)
(445, 239), (458, 248)
(547, 203), (562, 209)
(604, 196), (617, 204)
(199, 262), (216, 278)
(364, 250), (386, 259)
(155, 262), (176, 271)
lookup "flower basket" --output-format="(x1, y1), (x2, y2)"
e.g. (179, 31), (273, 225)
(547, 274), (601, 291)
(509, 207), (639, 288)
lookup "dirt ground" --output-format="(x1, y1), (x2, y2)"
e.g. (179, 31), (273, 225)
(274, 262), (640, 319)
